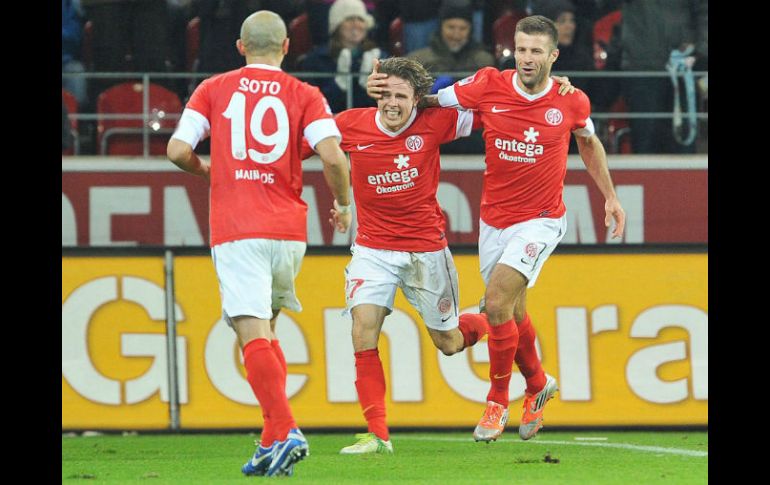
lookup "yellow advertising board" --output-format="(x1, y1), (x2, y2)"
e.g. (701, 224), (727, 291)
(62, 252), (707, 429)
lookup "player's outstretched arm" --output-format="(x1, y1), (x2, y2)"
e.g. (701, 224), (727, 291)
(167, 138), (210, 181)
(315, 136), (352, 233)
(576, 134), (626, 239)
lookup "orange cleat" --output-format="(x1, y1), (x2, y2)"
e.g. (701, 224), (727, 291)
(519, 374), (559, 440)
(473, 401), (509, 442)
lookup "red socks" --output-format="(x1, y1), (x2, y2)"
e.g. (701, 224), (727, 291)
(354, 349), (389, 441)
(242, 338), (296, 446)
(486, 319), (519, 406)
(458, 313), (490, 348)
(515, 314), (546, 395)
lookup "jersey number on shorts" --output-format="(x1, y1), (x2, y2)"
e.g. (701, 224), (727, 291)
(348, 278), (365, 299)
(223, 92), (289, 164)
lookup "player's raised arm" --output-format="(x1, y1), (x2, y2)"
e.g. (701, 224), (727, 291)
(575, 134), (625, 238)
(315, 136), (352, 233)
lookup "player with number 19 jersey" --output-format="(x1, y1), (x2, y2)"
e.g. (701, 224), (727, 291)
(438, 66), (594, 228)
(333, 107), (475, 252)
(182, 63), (340, 246)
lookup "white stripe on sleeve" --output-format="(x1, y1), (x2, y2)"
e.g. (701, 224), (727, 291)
(171, 108), (210, 149)
(437, 85), (461, 108)
(572, 117), (596, 137)
(304, 118), (342, 149)
(454, 109), (474, 139)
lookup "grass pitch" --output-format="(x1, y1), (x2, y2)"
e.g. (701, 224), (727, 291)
(62, 430), (707, 484)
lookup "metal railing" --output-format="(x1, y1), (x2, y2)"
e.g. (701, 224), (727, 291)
(61, 69), (708, 156)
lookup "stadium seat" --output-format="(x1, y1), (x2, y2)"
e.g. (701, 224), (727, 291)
(389, 17), (404, 57)
(287, 13), (313, 69)
(592, 10), (621, 70)
(186, 16), (200, 72)
(606, 97), (632, 154)
(62, 88), (79, 156)
(492, 10), (526, 60)
(96, 82), (183, 156)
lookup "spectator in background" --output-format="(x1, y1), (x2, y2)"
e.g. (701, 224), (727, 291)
(195, 1), (304, 75)
(299, 0), (383, 113)
(374, 0), (441, 54)
(82, 0), (175, 96)
(196, 0), (262, 75)
(613, 0), (708, 153)
(62, 0), (88, 108)
(407, 1), (494, 92)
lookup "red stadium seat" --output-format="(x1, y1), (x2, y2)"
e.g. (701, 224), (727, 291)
(286, 13), (313, 69)
(606, 97), (631, 154)
(592, 10), (621, 70)
(96, 82), (183, 156)
(389, 17), (404, 56)
(492, 10), (526, 60)
(186, 16), (200, 72)
(62, 88), (79, 156)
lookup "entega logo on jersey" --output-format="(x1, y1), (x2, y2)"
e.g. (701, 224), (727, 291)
(494, 127), (544, 163)
(367, 154), (419, 194)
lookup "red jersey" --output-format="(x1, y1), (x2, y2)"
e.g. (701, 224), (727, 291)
(179, 64), (340, 245)
(334, 107), (474, 252)
(440, 67), (594, 228)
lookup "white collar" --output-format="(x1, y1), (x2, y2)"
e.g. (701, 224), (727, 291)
(244, 63), (282, 71)
(512, 72), (553, 101)
(374, 107), (418, 137)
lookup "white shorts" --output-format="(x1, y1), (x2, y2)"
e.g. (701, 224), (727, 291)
(343, 243), (460, 331)
(479, 215), (567, 288)
(211, 238), (306, 325)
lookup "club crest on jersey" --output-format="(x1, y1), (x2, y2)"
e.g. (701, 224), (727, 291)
(545, 108), (563, 126)
(405, 135), (424, 152)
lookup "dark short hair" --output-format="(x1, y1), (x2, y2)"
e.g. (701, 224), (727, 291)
(515, 15), (559, 50)
(378, 57), (435, 99)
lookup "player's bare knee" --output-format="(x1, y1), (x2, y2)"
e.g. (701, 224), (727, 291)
(437, 341), (460, 356)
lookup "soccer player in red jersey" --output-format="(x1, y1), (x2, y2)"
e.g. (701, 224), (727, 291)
(369, 15), (626, 442)
(166, 10), (352, 477)
(310, 57), (491, 455)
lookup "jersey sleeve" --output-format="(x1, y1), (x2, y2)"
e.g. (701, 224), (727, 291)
(172, 80), (212, 148)
(433, 108), (475, 143)
(301, 84), (342, 149)
(571, 90), (596, 138)
(437, 66), (495, 110)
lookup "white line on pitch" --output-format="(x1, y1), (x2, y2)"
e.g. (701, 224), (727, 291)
(394, 435), (707, 457)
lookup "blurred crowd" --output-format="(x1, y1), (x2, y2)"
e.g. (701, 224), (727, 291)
(62, 0), (708, 155)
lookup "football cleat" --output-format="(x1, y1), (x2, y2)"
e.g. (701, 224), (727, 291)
(473, 401), (509, 442)
(339, 433), (394, 454)
(241, 441), (273, 476)
(266, 428), (309, 477)
(519, 373), (559, 440)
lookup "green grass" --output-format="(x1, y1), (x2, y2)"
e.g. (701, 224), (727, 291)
(62, 431), (707, 484)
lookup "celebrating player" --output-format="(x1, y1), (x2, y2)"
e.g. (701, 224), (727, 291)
(166, 10), (351, 477)
(310, 56), (492, 455)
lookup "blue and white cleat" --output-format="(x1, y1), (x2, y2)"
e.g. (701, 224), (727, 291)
(241, 441), (274, 476)
(266, 428), (309, 477)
